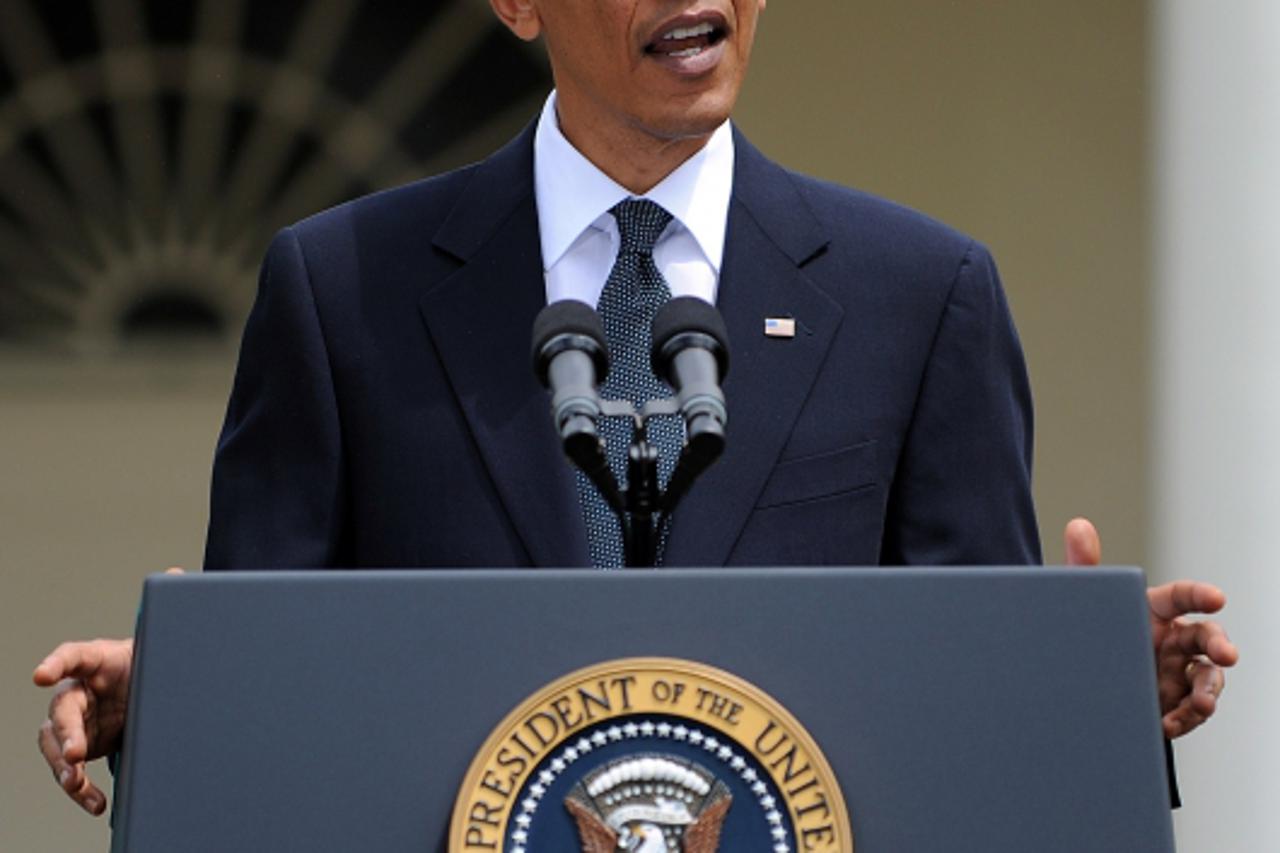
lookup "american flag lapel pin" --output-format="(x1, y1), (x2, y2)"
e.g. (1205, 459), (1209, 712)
(764, 316), (796, 338)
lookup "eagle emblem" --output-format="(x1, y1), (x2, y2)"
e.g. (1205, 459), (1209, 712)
(564, 755), (732, 853)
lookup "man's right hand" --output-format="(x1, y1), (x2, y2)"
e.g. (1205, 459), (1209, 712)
(34, 637), (135, 815)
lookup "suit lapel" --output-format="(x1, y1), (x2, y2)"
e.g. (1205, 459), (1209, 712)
(419, 127), (590, 567)
(663, 133), (844, 566)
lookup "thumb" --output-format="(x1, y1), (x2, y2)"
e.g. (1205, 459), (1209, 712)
(1064, 517), (1101, 566)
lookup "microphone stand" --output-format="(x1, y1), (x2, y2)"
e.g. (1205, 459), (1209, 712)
(561, 397), (667, 567)
(623, 428), (660, 568)
(594, 396), (718, 568)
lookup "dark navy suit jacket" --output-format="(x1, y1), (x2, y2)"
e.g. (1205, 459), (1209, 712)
(204, 125), (1041, 570)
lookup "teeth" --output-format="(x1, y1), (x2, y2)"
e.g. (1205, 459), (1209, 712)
(669, 47), (704, 58)
(662, 22), (715, 41)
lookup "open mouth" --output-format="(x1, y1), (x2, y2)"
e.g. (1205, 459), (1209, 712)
(645, 20), (728, 60)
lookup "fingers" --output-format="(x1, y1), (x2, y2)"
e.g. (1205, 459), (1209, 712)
(38, 718), (77, 791)
(47, 679), (92, 763)
(1147, 580), (1227, 621)
(34, 638), (134, 701)
(1063, 517), (1101, 566)
(33, 638), (134, 816)
(1163, 702), (1212, 738)
(1154, 612), (1234, 736)
(1162, 661), (1224, 738)
(33, 640), (110, 688)
(1186, 659), (1225, 703)
(70, 772), (108, 816)
(37, 719), (106, 815)
(1165, 618), (1240, 667)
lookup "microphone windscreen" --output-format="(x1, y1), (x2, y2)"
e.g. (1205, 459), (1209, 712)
(531, 299), (609, 384)
(651, 296), (730, 380)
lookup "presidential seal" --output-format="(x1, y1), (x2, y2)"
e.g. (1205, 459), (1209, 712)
(449, 658), (853, 853)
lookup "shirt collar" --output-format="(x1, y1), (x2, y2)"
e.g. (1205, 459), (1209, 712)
(533, 91), (735, 273)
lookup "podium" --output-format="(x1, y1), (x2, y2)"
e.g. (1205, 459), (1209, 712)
(110, 567), (1175, 852)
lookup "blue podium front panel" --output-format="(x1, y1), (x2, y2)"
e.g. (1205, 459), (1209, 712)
(112, 567), (1173, 853)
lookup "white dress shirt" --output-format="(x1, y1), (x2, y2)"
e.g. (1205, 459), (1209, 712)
(533, 92), (735, 308)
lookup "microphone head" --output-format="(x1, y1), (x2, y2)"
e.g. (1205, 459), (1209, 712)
(532, 300), (610, 388)
(650, 296), (730, 383)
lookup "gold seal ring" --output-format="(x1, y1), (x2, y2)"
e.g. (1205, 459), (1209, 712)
(1185, 659), (1224, 697)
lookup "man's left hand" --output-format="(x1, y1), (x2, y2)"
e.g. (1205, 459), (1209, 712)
(1064, 517), (1239, 738)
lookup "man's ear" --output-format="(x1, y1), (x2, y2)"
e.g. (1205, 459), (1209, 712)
(490, 0), (542, 42)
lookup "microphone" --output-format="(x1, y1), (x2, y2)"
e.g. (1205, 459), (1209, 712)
(531, 300), (620, 509)
(650, 297), (730, 509)
(651, 296), (730, 444)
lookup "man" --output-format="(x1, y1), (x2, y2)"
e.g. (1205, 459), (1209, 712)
(35, 0), (1237, 817)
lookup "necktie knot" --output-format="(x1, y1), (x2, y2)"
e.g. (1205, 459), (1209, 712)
(612, 199), (672, 256)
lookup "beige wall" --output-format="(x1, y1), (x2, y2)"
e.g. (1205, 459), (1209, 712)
(737, 0), (1150, 566)
(1, 359), (232, 853)
(1, 3), (1151, 849)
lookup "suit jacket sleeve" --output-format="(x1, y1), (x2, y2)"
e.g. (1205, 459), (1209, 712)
(204, 227), (350, 571)
(880, 241), (1042, 566)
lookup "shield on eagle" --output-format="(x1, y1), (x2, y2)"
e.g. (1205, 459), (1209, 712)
(563, 755), (732, 853)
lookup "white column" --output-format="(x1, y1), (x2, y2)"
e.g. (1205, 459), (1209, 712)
(1153, 3), (1280, 849)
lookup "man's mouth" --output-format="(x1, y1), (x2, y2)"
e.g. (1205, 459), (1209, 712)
(645, 20), (728, 59)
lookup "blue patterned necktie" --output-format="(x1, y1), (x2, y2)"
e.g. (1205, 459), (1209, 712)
(577, 199), (684, 568)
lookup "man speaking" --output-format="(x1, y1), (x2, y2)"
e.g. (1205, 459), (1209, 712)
(35, 0), (1237, 817)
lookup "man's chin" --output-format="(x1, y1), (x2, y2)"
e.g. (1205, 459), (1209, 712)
(637, 98), (737, 144)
